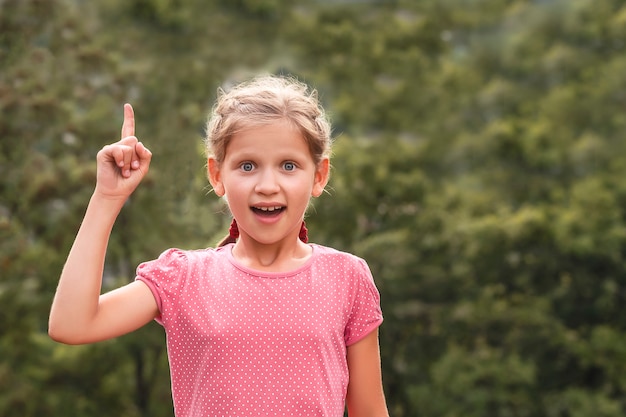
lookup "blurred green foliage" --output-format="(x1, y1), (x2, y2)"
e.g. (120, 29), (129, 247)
(2, 0), (626, 415)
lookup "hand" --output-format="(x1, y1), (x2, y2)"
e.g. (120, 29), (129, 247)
(95, 104), (152, 200)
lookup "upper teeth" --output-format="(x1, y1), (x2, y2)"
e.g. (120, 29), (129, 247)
(256, 206), (282, 211)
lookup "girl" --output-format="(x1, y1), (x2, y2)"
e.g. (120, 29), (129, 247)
(49, 75), (389, 417)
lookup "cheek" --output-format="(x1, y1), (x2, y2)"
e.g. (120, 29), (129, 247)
(292, 181), (317, 203)
(222, 176), (250, 198)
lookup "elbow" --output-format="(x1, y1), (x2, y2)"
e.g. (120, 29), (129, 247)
(48, 324), (70, 344)
(48, 320), (83, 345)
(48, 330), (83, 345)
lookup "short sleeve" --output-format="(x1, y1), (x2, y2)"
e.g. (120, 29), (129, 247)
(135, 248), (188, 326)
(344, 258), (383, 346)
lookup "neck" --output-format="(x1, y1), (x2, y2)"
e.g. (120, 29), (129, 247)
(231, 237), (311, 272)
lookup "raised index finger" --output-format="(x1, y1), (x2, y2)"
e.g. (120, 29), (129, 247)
(121, 103), (135, 139)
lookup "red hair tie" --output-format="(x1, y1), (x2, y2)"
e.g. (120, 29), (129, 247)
(299, 221), (309, 243)
(228, 219), (308, 243)
(229, 219), (239, 239)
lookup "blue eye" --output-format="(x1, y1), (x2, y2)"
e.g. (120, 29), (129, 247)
(283, 162), (296, 171)
(241, 162), (254, 172)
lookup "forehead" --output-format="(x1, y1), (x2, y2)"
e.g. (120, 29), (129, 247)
(225, 121), (311, 158)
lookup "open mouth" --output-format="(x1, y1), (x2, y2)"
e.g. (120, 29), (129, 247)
(251, 206), (285, 216)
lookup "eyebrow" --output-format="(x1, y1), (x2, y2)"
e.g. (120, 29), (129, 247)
(229, 149), (310, 161)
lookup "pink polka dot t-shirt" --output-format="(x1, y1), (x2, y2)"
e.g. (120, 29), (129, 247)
(136, 243), (383, 417)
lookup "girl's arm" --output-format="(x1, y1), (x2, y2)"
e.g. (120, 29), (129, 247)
(346, 329), (390, 417)
(48, 104), (158, 345)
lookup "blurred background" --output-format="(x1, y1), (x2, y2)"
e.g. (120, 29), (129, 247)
(2, 0), (626, 415)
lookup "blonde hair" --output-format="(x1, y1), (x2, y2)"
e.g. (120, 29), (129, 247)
(205, 74), (332, 165)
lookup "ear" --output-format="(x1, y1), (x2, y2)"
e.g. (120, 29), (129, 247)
(312, 158), (330, 197)
(208, 158), (225, 197)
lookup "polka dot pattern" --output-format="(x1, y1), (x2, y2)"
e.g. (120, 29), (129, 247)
(136, 244), (383, 417)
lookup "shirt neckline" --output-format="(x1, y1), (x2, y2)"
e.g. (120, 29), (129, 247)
(224, 243), (317, 278)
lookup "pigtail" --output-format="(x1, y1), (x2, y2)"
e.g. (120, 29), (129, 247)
(217, 235), (236, 247)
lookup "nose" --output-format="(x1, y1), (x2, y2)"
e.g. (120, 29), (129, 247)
(254, 168), (280, 195)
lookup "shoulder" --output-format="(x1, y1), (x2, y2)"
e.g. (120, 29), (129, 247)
(312, 244), (368, 263)
(136, 246), (230, 282)
(161, 245), (231, 260)
(311, 244), (372, 276)
(181, 245), (230, 263)
(140, 246), (225, 265)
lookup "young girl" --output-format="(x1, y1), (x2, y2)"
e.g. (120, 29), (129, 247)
(49, 75), (389, 417)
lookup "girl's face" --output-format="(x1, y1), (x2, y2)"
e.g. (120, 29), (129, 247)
(208, 120), (329, 246)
